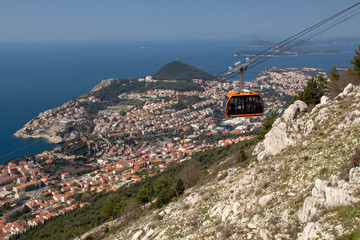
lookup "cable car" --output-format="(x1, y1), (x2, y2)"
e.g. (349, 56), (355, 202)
(224, 91), (264, 118)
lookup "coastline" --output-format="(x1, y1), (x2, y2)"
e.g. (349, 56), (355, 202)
(1, 41), (357, 162)
(13, 128), (64, 144)
(234, 51), (341, 57)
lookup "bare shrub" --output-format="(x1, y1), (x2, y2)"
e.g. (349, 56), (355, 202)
(284, 223), (301, 238)
(217, 225), (232, 240)
(329, 70), (360, 98)
(256, 166), (266, 174)
(258, 179), (270, 189)
(351, 148), (360, 166)
(294, 193), (304, 204)
(339, 148), (360, 181)
(187, 212), (200, 228)
(217, 171), (228, 181)
(309, 207), (326, 222)
(236, 147), (247, 163)
(179, 160), (201, 188)
(122, 200), (140, 221)
(254, 186), (262, 196)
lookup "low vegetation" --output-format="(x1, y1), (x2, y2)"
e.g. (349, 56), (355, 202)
(16, 139), (257, 240)
(15, 44), (360, 240)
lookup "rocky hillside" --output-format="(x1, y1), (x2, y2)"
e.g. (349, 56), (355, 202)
(97, 83), (360, 240)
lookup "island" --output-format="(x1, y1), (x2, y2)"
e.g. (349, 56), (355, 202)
(234, 39), (341, 57)
(234, 48), (340, 57)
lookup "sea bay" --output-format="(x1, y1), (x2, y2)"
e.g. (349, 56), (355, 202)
(0, 39), (357, 163)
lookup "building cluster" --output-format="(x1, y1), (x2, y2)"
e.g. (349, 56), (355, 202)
(0, 159), (88, 238)
(22, 102), (86, 135)
(3, 68), (317, 238)
(255, 67), (327, 96)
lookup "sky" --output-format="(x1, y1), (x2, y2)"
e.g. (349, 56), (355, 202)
(0, 0), (359, 42)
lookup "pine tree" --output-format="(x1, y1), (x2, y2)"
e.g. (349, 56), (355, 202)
(136, 185), (153, 208)
(294, 74), (328, 107)
(236, 146), (247, 163)
(153, 176), (170, 196)
(174, 178), (185, 197)
(350, 44), (360, 76)
(317, 74), (328, 96)
(101, 194), (123, 218)
(329, 65), (340, 82)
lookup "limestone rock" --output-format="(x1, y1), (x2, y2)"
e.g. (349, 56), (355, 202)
(253, 100), (307, 161)
(343, 83), (354, 96)
(143, 229), (155, 240)
(258, 193), (274, 206)
(47, 135), (64, 144)
(247, 222), (257, 229)
(299, 178), (355, 223)
(282, 100), (307, 123)
(349, 167), (360, 184)
(315, 107), (330, 125)
(262, 121), (294, 156)
(299, 222), (321, 240)
(131, 230), (143, 240)
(320, 95), (330, 105)
(304, 119), (314, 137)
(259, 228), (271, 240)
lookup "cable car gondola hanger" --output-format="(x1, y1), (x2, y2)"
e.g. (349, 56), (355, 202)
(223, 58), (265, 118)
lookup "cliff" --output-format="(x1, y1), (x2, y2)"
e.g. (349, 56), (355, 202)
(98, 84), (360, 240)
(90, 78), (118, 93)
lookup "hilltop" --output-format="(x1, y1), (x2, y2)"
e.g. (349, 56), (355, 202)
(152, 61), (218, 81)
(93, 83), (360, 240)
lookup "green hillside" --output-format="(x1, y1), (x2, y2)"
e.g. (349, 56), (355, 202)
(152, 61), (218, 81)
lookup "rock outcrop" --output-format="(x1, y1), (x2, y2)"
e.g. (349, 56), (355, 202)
(90, 78), (118, 93)
(14, 126), (79, 144)
(98, 84), (360, 240)
(254, 100), (308, 161)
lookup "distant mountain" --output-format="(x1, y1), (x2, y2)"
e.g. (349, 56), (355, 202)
(234, 48), (340, 57)
(247, 39), (274, 47)
(322, 36), (360, 45)
(246, 39), (320, 48)
(152, 61), (218, 81)
(247, 37), (360, 48)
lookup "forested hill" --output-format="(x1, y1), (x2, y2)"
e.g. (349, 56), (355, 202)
(152, 61), (218, 81)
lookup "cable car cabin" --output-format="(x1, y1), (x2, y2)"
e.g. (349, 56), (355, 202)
(224, 91), (264, 118)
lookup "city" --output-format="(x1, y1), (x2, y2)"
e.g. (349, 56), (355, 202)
(1, 67), (325, 238)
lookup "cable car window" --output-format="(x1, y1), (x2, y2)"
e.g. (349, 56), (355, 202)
(226, 95), (264, 117)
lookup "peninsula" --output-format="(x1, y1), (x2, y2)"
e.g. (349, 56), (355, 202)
(3, 61), (326, 238)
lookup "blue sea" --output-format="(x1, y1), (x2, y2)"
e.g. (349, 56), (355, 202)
(0, 39), (358, 163)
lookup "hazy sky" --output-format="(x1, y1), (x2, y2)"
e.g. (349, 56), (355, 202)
(1, 0), (359, 42)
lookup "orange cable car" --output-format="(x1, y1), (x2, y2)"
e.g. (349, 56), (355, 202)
(224, 91), (265, 118)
